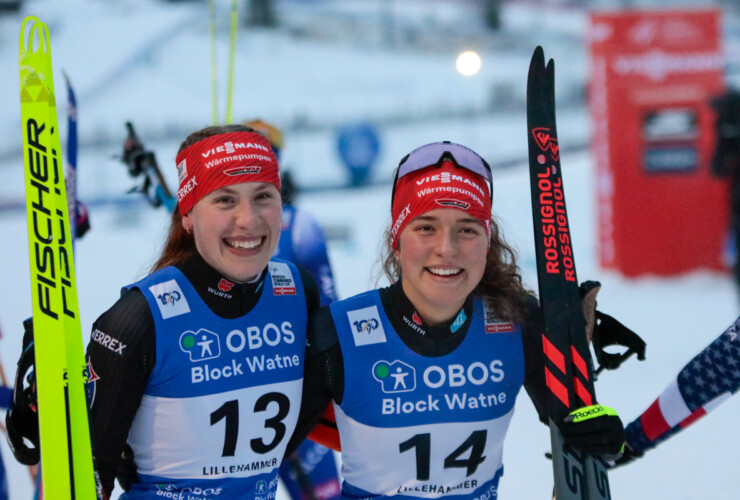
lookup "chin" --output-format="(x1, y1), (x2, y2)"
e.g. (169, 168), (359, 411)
(226, 260), (268, 283)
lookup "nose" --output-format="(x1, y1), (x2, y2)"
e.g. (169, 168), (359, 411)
(434, 227), (458, 257)
(234, 199), (259, 228)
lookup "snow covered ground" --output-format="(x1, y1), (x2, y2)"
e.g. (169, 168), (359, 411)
(1, 0), (739, 498)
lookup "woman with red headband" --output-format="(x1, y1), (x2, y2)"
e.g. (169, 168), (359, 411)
(291, 141), (625, 498)
(83, 124), (321, 499)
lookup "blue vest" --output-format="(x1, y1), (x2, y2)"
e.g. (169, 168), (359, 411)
(331, 290), (524, 499)
(122, 261), (307, 499)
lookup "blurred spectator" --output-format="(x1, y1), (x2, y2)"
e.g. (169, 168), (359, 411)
(710, 89), (740, 298)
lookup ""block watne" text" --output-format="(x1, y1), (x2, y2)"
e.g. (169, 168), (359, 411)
(191, 353), (300, 383)
(382, 391), (508, 414)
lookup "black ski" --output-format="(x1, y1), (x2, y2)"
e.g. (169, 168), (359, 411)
(526, 46), (611, 500)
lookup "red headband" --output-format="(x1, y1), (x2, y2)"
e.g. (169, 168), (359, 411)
(175, 131), (280, 216)
(391, 161), (492, 249)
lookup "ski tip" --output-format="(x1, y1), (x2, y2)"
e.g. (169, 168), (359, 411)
(19, 16), (42, 54)
(546, 57), (555, 75)
(530, 46), (545, 67)
(528, 46), (544, 84)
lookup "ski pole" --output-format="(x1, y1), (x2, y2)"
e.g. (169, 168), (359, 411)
(225, 0), (238, 123)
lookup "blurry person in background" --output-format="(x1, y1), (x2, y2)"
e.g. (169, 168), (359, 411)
(246, 119), (341, 500)
(0, 322), (12, 500)
(710, 89), (740, 304)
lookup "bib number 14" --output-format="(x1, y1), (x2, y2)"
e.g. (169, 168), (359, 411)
(399, 430), (487, 480)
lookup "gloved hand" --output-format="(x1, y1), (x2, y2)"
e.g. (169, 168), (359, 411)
(75, 200), (91, 239)
(606, 440), (643, 469)
(559, 404), (625, 462)
(579, 280), (647, 372)
(6, 318), (40, 466)
(592, 312), (646, 371)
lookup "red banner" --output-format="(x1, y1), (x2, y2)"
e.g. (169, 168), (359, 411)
(589, 9), (728, 276)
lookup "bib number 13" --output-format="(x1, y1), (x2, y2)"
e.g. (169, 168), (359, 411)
(399, 430), (487, 480)
(210, 392), (290, 457)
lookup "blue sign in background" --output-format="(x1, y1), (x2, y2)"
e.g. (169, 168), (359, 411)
(336, 122), (380, 187)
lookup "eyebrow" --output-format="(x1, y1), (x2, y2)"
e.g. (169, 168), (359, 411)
(457, 217), (482, 224)
(212, 182), (272, 195)
(412, 215), (483, 225)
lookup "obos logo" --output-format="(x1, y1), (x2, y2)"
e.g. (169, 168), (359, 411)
(255, 480), (267, 494)
(180, 328), (221, 362)
(346, 306), (386, 346)
(155, 484), (223, 498)
(149, 280), (191, 319)
(373, 360), (416, 393)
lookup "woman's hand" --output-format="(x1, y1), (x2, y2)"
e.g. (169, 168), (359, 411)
(559, 404), (625, 462)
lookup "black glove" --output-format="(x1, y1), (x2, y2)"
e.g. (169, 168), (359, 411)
(592, 311), (646, 371)
(606, 440), (643, 469)
(6, 318), (40, 466)
(116, 444), (139, 491)
(559, 404), (625, 462)
(122, 122), (147, 178)
(75, 200), (91, 239)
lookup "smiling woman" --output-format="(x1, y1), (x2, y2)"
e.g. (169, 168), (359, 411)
(290, 141), (626, 499)
(182, 182), (282, 283)
(74, 125), (322, 499)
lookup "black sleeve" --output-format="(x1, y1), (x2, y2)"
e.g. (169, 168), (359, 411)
(86, 288), (156, 497)
(286, 306), (343, 455)
(521, 295), (549, 425)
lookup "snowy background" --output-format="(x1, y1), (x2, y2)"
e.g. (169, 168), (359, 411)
(1, 0), (740, 498)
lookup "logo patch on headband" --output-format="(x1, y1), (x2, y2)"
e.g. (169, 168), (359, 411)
(178, 176), (198, 202)
(435, 198), (471, 210)
(201, 141), (270, 158)
(177, 159), (188, 183)
(224, 166), (262, 176)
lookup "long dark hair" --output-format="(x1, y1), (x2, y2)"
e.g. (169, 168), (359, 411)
(150, 124), (257, 273)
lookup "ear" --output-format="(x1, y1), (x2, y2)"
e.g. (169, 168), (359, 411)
(182, 213), (192, 233)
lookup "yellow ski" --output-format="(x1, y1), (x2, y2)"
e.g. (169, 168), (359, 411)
(19, 16), (96, 499)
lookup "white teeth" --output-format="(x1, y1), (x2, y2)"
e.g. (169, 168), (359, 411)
(428, 267), (461, 276)
(227, 238), (262, 249)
